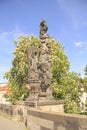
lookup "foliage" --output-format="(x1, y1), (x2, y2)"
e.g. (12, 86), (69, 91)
(50, 39), (81, 114)
(83, 65), (87, 92)
(49, 39), (70, 99)
(63, 72), (81, 113)
(4, 35), (81, 114)
(81, 65), (87, 114)
(4, 35), (70, 104)
(64, 99), (79, 114)
(53, 70), (82, 113)
(50, 40), (70, 81)
(84, 65), (87, 76)
(4, 35), (40, 104)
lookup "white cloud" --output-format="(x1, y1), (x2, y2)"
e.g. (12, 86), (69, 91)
(57, 0), (87, 29)
(74, 42), (87, 47)
(80, 51), (84, 54)
(0, 24), (23, 43)
(0, 25), (24, 81)
(0, 24), (25, 54)
(0, 25), (26, 82)
(0, 66), (10, 73)
(0, 31), (12, 44)
(14, 24), (24, 39)
(74, 41), (87, 55)
(74, 42), (82, 47)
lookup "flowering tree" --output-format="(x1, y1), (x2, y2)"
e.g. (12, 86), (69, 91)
(4, 35), (70, 105)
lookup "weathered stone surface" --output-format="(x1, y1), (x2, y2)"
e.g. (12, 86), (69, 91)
(27, 43), (40, 100)
(27, 20), (52, 100)
(39, 20), (52, 100)
(40, 126), (52, 130)
(27, 115), (54, 129)
(27, 120), (40, 130)
(23, 100), (64, 112)
(1, 104), (87, 130)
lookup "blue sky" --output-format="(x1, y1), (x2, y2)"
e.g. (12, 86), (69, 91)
(0, 0), (87, 82)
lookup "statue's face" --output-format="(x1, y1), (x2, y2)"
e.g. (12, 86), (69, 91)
(40, 20), (48, 33)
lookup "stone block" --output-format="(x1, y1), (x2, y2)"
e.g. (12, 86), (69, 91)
(27, 121), (40, 130)
(38, 104), (64, 113)
(40, 126), (53, 130)
(65, 115), (79, 128)
(57, 125), (66, 130)
(27, 115), (54, 129)
(79, 116), (87, 129)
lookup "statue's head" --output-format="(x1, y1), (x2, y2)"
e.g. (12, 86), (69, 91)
(40, 19), (48, 32)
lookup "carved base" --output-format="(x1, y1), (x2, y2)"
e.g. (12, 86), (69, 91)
(38, 92), (47, 101)
(23, 100), (64, 108)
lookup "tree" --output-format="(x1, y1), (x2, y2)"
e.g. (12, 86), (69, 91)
(63, 72), (81, 113)
(84, 65), (87, 76)
(4, 35), (40, 104)
(50, 39), (70, 99)
(4, 36), (70, 104)
(84, 65), (87, 92)
(80, 65), (87, 114)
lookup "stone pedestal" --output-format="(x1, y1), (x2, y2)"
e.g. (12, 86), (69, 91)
(23, 100), (64, 112)
(27, 80), (41, 101)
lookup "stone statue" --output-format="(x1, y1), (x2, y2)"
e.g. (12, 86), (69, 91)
(39, 20), (52, 100)
(27, 20), (52, 101)
(40, 20), (48, 43)
(27, 43), (40, 101)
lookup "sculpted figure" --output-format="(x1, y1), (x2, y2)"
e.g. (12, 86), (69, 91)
(39, 20), (52, 99)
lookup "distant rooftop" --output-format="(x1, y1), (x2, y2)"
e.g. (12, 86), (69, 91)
(0, 83), (8, 87)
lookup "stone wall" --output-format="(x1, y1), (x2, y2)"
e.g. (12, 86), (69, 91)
(27, 109), (87, 130)
(0, 104), (87, 130)
(0, 104), (28, 122)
